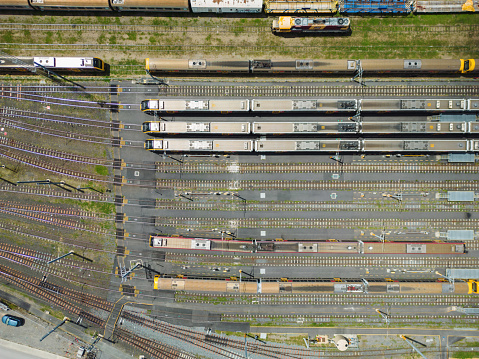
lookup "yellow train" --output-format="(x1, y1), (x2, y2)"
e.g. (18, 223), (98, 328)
(154, 277), (479, 294)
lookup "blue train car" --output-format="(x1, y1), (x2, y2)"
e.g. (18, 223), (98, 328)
(341, 0), (413, 13)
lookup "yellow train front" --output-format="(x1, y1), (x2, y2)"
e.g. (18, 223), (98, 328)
(272, 16), (351, 35)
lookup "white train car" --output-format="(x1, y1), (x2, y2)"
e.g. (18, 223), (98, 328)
(141, 99), (250, 114)
(253, 122), (358, 134)
(361, 99), (469, 112)
(362, 139), (472, 152)
(142, 121), (251, 134)
(190, 0), (262, 12)
(253, 121), (479, 135)
(255, 139), (361, 152)
(145, 139), (253, 152)
(251, 99), (357, 112)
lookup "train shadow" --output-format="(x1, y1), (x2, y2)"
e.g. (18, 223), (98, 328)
(273, 30), (352, 38)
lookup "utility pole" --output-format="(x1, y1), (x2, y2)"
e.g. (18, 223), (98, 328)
(48, 251), (93, 265)
(401, 335), (428, 359)
(40, 317), (70, 342)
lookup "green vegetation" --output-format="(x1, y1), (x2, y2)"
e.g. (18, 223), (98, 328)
(0, 13), (477, 77)
(78, 200), (115, 215)
(40, 305), (65, 320)
(94, 165), (109, 176)
(127, 32), (137, 41)
(451, 352), (479, 359)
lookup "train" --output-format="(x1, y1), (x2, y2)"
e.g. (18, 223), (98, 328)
(154, 277), (479, 294)
(271, 17), (351, 34)
(142, 121), (252, 135)
(149, 235), (467, 255)
(0, 0), (476, 13)
(145, 138), (479, 153)
(141, 98), (479, 114)
(0, 56), (106, 73)
(145, 58), (477, 76)
(142, 118), (479, 136)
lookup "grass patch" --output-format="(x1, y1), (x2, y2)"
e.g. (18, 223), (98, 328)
(78, 200), (115, 215)
(94, 165), (109, 176)
(451, 352), (479, 359)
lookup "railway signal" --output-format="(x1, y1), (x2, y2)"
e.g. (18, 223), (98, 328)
(375, 308), (390, 325)
(244, 333), (266, 358)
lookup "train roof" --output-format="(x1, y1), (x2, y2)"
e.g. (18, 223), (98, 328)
(190, 0), (262, 8)
(111, 0), (189, 8)
(146, 139), (253, 152)
(34, 57), (95, 68)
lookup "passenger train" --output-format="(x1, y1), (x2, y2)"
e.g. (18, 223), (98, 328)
(0, 56), (106, 73)
(145, 138), (479, 153)
(149, 235), (466, 255)
(146, 58), (477, 76)
(154, 277), (479, 295)
(141, 98), (479, 114)
(142, 116), (479, 136)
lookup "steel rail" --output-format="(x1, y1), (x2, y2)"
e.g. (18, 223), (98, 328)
(156, 216), (479, 229)
(0, 206), (108, 233)
(122, 311), (317, 359)
(158, 179), (479, 191)
(0, 137), (111, 166)
(176, 292), (479, 306)
(0, 106), (116, 129)
(0, 42), (472, 52)
(0, 22), (477, 33)
(156, 161), (479, 174)
(157, 84), (479, 97)
(157, 199), (479, 212)
(0, 199), (110, 220)
(0, 264), (189, 359)
(0, 183), (109, 202)
(165, 252), (479, 267)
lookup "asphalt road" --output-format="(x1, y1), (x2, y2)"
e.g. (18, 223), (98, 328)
(0, 338), (67, 359)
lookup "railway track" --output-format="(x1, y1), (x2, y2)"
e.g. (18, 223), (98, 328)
(0, 243), (108, 284)
(0, 105), (117, 131)
(177, 292), (479, 307)
(225, 313), (479, 324)
(1, 22), (477, 34)
(123, 311), (318, 359)
(0, 115), (112, 146)
(1, 42), (471, 54)
(156, 161), (479, 174)
(0, 221), (108, 252)
(0, 140), (110, 182)
(156, 217), (479, 230)
(115, 328), (196, 359)
(158, 84), (479, 98)
(0, 252), (110, 302)
(158, 179), (478, 192)
(165, 252), (479, 268)
(0, 200), (111, 220)
(0, 263), (112, 314)
(0, 86), (111, 111)
(0, 183), (109, 202)
(0, 264), (191, 359)
(0, 136), (111, 166)
(0, 201), (110, 233)
(156, 198), (479, 212)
